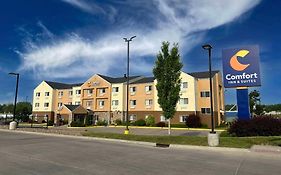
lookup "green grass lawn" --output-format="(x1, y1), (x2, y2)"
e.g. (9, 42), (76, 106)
(82, 131), (281, 148)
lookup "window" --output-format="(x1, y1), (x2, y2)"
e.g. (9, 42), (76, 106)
(69, 91), (73, 96)
(35, 92), (40, 97)
(58, 103), (61, 107)
(58, 91), (63, 97)
(130, 87), (136, 93)
(99, 100), (105, 107)
(145, 99), (153, 106)
(145, 85), (152, 92)
(200, 91), (210, 97)
(112, 100), (119, 106)
(129, 114), (137, 121)
(76, 90), (81, 95)
(180, 115), (188, 123)
(112, 87), (119, 93)
(75, 101), (80, 105)
(160, 115), (166, 122)
(201, 108), (211, 114)
(45, 92), (50, 96)
(35, 103), (39, 107)
(181, 82), (188, 89)
(87, 89), (93, 96)
(99, 88), (106, 94)
(86, 101), (92, 107)
(130, 100), (136, 107)
(44, 103), (49, 107)
(179, 98), (188, 105)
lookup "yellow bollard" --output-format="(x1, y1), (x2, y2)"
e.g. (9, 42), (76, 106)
(124, 129), (129, 135)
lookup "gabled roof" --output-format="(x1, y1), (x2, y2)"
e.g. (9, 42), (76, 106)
(45, 81), (83, 89)
(131, 77), (155, 84)
(97, 74), (141, 83)
(64, 105), (80, 111)
(188, 70), (219, 79)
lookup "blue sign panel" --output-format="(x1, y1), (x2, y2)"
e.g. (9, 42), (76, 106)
(222, 45), (261, 88)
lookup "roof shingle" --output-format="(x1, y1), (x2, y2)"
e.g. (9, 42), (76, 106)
(45, 81), (83, 89)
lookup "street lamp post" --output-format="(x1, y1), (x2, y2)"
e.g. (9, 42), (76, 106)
(9, 72), (19, 122)
(202, 44), (219, 146)
(202, 44), (215, 133)
(123, 36), (136, 134)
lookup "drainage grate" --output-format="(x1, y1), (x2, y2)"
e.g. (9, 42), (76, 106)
(156, 143), (170, 148)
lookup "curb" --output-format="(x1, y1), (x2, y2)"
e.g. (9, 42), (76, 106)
(67, 126), (225, 132)
(0, 128), (249, 152)
(170, 144), (250, 152)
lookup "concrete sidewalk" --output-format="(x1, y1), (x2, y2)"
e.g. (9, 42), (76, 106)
(0, 125), (216, 136)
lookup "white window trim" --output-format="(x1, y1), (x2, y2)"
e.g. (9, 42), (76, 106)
(179, 115), (188, 123)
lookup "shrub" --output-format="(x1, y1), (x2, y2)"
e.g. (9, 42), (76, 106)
(42, 120), (46, 123)
(70, 121), (85, 127)
(185, 114), (201, 128)
(115, 119), (122, 125)
(156, 122), (166, 127)
(228, 116), (281, 137)
(96, 120), (108, 126)
(85, 115), (93, 126)
(47, 120), (54, 126)
(63, 120), (69, 125)
(133, 119), (146, 126)
(145, 115), (155, 126)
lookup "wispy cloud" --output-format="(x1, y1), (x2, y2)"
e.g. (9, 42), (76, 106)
(18, 0), (261, 79)
(62, 0), (105, 14)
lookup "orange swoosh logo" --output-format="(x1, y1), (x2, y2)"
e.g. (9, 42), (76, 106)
(230, 50), (250, 71)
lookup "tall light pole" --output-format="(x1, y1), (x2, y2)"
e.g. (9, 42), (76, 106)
(123, 36), (136, 134)
(9, 72), (20, 121)
(202, 44), (215, 134)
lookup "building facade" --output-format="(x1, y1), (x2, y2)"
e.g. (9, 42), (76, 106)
(32, 71), (225, 127)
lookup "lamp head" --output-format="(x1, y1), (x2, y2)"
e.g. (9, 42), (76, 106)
(9, 72), (19, 76)
(202, 44), (212, 50)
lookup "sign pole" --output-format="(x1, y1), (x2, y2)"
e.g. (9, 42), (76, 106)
(236, 87), (251, 120)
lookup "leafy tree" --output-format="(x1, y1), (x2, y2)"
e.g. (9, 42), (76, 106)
(15, 102), (32, 122)
(3, 104), (14, 114)
(264, 104), (281, 112)
(153, 41), (183, 135)
(249, 90), (264, 115)
(0, 104), (4, 113)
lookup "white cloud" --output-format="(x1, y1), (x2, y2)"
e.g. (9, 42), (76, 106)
(18, 0), (261, 79)
(62, 0), (105, 14)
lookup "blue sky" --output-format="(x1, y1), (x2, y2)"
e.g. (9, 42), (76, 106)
(0, 0), (280, 105)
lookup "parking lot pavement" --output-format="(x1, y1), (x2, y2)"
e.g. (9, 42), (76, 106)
(0, 131), (280, 175)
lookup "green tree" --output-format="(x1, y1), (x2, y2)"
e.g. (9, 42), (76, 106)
(15, 102), (32, 122)
(153, 41), (183, 135)
(249, 90), (264, 115)
(3, 104), (14, 114)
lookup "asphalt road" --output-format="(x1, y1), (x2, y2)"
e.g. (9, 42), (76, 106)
(0, 131), (280, 175)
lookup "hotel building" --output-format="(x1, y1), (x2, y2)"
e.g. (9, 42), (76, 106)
(32, 70), (225, 127)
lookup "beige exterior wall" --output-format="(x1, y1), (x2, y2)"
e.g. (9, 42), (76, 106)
(128, 82), (154, 111)
(111, 83), (124, 112)
(176, 72), (196, 111)
(195, 72), (225, 126)
(80, 75), (111, 112)
(32, 81), (55, 112)
(154, 72), (196, 112)
(54, 89), (73, 112)
(72, 86), (81, 105)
